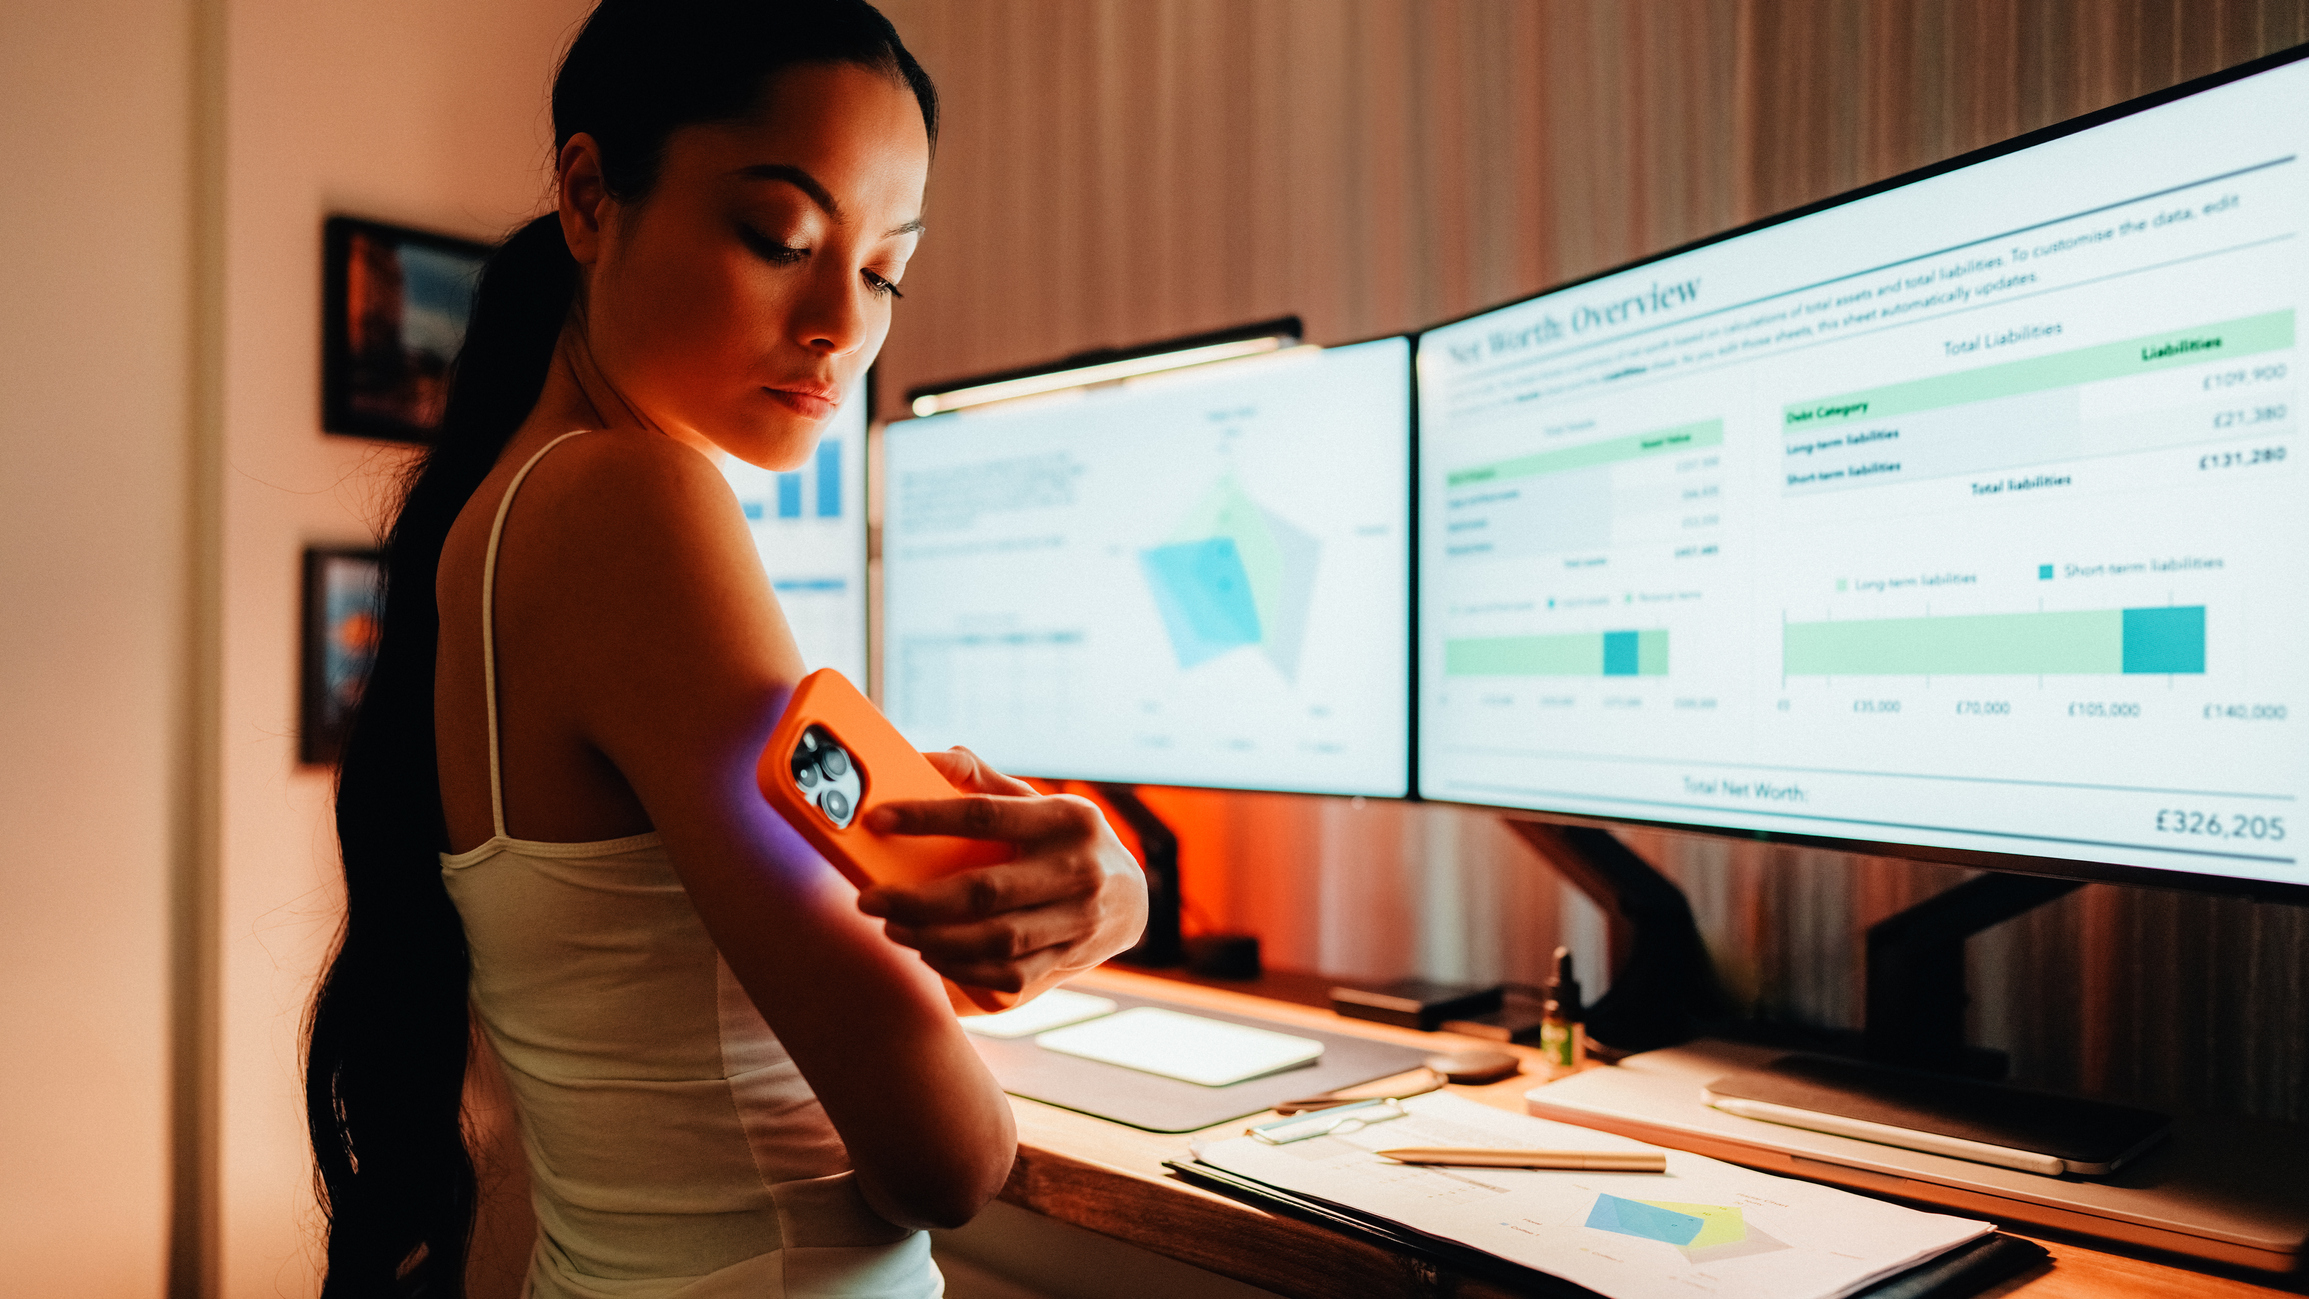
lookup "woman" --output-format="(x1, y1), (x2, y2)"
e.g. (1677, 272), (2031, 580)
(305, 4), (1148, 1296)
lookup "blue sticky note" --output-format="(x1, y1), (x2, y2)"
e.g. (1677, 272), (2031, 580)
(1585, 1194), (1705, 1246)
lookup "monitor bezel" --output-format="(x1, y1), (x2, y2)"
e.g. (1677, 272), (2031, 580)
(1409, 41), (2309, 904)
(905, 317), (1304, 410)
(856, 363), (876, 694)
(883, 327), (1421, 801)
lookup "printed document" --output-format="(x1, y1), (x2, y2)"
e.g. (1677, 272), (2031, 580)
(1192, 1092), (1991, 1299)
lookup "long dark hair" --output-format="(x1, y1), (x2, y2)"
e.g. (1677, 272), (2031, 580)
(304, 5), (935, 1293)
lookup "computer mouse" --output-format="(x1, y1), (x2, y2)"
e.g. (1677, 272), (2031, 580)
(1425, 1049), (1522, 1085)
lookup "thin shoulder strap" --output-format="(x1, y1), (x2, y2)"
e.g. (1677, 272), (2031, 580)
(480, 430), (590, 839)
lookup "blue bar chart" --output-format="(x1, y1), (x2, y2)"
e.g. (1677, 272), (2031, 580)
(816, 439), (842, 518)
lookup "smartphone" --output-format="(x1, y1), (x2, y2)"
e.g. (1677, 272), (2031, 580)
(758, 670), (1022, 1014)
(757, 668), (1015, 890)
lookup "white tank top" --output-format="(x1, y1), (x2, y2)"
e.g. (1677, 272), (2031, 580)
(441, 432), (943, 1299)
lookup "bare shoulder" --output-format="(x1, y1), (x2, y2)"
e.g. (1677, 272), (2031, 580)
(500, 431), (752, 572)
(523, 429), (741, 530)
(493, 430), (775, 634)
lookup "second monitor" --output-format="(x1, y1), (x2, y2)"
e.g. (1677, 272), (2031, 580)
(882, 336), (1412, 797)
(720, 389), (870, 683)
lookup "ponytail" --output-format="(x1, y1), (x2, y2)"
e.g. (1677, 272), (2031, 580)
(305, 214), (575, 1297)
(305, 4), (937, 1292)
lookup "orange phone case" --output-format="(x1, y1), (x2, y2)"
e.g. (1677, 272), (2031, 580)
(757, 668), (1014, 891)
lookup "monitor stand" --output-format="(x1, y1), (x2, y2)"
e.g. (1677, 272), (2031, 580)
(1863, 872), (2080, 1079)
(1092, 783), (1185, 968)
(1717, 871), (2183, 1178)
(1499, 817), (1730, 1053)
(1503, 820), (2178, 1175)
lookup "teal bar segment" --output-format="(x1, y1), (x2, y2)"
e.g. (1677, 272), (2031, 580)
(1602, 630), (1639, 676)
(2121, 606), (2206, 674)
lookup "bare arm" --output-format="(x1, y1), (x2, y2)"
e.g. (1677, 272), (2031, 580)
(523, 435), (1012, 1230)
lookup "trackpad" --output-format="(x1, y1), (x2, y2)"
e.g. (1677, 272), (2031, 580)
(1037, 1007), (1325, 1087)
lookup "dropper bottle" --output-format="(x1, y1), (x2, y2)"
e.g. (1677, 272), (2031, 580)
(1538, 947), (1586, 1074)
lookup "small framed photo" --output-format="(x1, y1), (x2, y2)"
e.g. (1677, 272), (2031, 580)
(322, 215), (489, 443)
(301, 547), (385, 766)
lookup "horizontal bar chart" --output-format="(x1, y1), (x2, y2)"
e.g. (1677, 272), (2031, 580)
(1447, 629), (1669, 677)
(1783, 605), (2204, 676)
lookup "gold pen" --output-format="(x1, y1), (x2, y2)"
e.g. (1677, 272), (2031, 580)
(1374, 1147), (1668, 1171)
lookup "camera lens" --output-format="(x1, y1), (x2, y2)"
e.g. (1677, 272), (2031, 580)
(820, 789), (850, 823)
(793, 754), (819, 788)
(820, 746), (850, 778)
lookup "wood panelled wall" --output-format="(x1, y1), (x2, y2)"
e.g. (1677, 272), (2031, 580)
(872, 0), (2309, 1121)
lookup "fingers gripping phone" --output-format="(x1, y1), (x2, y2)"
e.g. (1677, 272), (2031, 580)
(757, 669), (1014, 888)
(756, 670), (1020, 1013)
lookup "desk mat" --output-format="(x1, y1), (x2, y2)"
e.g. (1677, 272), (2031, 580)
(971, 991), (1432, 1133)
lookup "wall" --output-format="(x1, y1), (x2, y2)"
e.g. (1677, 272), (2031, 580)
(872, 0), (2309, 1121)
(212, 4), (590, 1294)
(0, 1), (199, 1295)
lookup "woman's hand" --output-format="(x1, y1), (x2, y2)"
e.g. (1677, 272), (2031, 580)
(857, 748), (1148, 1001)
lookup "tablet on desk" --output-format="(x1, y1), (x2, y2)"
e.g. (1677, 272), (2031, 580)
(1702, 1054), (2170, 1176)
(1037, 1007), (1325, 1087)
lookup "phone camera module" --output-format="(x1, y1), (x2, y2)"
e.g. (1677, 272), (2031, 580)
(792, 725), (861, 829)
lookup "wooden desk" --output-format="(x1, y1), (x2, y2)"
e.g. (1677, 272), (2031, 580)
(1001, 968), (2305, 1299)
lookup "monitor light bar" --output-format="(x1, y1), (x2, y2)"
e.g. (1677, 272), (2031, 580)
(910, 335), (1295, 417)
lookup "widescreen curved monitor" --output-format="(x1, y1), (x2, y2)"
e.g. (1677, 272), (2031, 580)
(883, 337), (1412, 797)
(1416, 48), (2308, 894)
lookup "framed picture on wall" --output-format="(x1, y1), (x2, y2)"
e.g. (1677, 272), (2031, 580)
(300, 547), (385, 766)
(321, 215), (489, 443)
